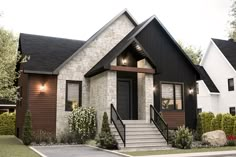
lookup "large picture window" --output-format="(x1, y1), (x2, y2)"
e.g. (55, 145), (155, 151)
(161, 83), (183, 110)
(65, 81), (82, 111)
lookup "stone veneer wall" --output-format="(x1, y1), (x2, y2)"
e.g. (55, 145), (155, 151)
(137, 59), (154, 122)
(90, 70), (116, 132)
(56, 15), (135, 136)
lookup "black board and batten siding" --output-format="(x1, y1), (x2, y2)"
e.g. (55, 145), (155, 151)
(136, 20), (198, 129)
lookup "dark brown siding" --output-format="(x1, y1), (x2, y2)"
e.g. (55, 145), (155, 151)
(28, 74), (57, 135)
(162, 111), (185, 129)
(16, 73), (29, 138)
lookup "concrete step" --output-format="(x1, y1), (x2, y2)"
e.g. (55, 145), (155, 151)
(111, 127), (158, 132)
(121, 142), (168, 148)
(114, 134), (163, 139)
(122, 120), (146, 124)
(110, 124), (155, 128)
(112, 130), (161, 135)
(116, 138), (166, 144)
(119, 146), (174, 152)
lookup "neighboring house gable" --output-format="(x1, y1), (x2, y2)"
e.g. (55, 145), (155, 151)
(198, 39), (236, 114)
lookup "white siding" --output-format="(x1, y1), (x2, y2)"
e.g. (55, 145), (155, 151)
(198, 40), (236, 114)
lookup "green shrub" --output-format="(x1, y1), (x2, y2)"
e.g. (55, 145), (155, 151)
(222, 114), (234, 136)
(201, 112), (214, 133)
(96, 112), (118, 150)
(0, 112), (15, 135)
(22, 110), (32, 145)
(68, 107), (96, 143)
(211, 114), (223, 131)
(32, 130), (55, 144)
(233, 120), (236, 136)
(195, 114), (202, 141)
(173, 125), (193, 149)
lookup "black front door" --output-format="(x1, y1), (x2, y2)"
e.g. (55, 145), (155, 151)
(117, 79), (132, 120)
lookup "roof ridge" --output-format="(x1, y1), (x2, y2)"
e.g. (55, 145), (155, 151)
(53, 9), (137, 74)
(20, 33), (85, 42)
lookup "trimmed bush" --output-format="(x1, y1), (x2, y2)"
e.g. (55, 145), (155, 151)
(0, 112), (15, 135)
(201, 112), (214, 133)
(211, 114), (222, 131)
(96, 112), (118, 149)
(173, 125), (193, 149)
(22, 110), (32, 145)
(222, 114), (234, 136)
(233, 120), (236, 136)
(68, 107), (96, 143)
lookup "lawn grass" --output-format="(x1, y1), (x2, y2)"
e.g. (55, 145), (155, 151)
(0, 135), (40, 157)
(124, 146), (236, 156)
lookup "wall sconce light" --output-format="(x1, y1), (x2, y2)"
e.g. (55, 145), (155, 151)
(39, 84), (46, 92)
(135, 44), (143, 52)
(153, 86), (156, 92)
(189, 88), (194, 95)
(121, 58), (127, 66)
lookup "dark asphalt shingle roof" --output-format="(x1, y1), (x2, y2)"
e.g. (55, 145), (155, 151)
(19, 33), (85, 73)
(212, 38), (236, 71)
(197, 65), (219, 93)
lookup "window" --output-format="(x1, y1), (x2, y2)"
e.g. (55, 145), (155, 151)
(161, 83), (183, 110)
(228, 78), (234, 91)
(65, 81), (82, 111)
(230, 107), (235, 116)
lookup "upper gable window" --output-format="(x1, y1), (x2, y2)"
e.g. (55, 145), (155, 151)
(228, 78), (234, 91)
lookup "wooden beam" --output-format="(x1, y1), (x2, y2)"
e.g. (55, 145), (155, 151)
(110, 66), (155, 74)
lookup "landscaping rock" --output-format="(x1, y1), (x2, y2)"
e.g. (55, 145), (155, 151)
(202, 130), (227, 146)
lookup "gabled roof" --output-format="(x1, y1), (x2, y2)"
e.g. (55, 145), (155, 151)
(212, 38), (236, 71)
(196, 65), (219, 93)
(19, 33), (85, 74)
(52, 9), (138, 74)
(85, 16), (200, 78)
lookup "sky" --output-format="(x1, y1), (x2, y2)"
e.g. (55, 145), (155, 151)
(0, 0), (233, 52)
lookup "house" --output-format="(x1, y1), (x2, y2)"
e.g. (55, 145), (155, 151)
(197, 38), (236, 115)
(0, 100), (16, 114)
(16, 10), (200, 148)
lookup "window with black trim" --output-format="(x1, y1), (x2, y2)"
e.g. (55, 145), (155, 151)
(65, 81), (82, 111)
(197, 108), (202, 114)
(230, 107), (235, 116)
(161, 83), (183, 110)
(228, 78), (234, 91)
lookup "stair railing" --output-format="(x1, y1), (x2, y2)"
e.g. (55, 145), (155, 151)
(111, 103), (126, 147)
(150, 105), (168, 142)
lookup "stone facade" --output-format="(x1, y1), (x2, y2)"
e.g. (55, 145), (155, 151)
(56, 14), (135, 136)
(137, 59), (154, 122)
(90, 70), (117, 131)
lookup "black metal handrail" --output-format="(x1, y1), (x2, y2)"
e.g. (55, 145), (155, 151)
(150, 105), (168, 142)
(111, 104), (126, 147)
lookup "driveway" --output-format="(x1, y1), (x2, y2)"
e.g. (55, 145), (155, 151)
(32, 145), (124, 157)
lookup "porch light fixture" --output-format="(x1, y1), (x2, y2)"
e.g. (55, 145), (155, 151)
(189, 88), (194, 95)
(153, 86), (156, 92)
(39, 84), (46, 92)
(121, 58), (127, 66)
(135, 44), (142, 52)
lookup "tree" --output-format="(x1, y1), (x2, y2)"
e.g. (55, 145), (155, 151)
(0, 28), (19, 102)
(178, 41), (202, 65)
(229, 0), (236, 39)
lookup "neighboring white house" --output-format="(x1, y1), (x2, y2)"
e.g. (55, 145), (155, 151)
(197, 38), (236, 115)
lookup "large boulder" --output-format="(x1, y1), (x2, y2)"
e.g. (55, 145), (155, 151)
(202, 130), (227, 146)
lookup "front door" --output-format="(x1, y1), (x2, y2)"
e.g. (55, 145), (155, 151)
(117, 79), (132, 120)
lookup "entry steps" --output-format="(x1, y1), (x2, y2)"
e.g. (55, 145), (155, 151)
(110, 120), (172, 151)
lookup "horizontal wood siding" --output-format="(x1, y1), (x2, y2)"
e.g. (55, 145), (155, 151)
(28, 74), (57, 135)
(136, 20), (198, 129)
(161, 111), (185, 129)
(16, 73), (28, 138)
(110, 66), (155, 74)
